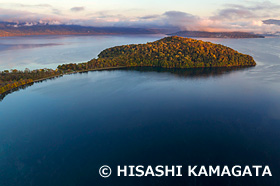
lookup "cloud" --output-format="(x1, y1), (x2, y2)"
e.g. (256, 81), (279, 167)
(139, 14), (160, 20)
(206, 1), (280, 33)
(107, 2), (280, 33)
(70, 7), (85, 12)
(83, 10), (200, 30)
(17, 4), (53, 8)
(211, 1), (280, 21)
(263, 19), (280, 26)
(0, 8), (65, 24)
(0, 1), (279, 34)
(211, 8), (255, 20)
(52, 8), (62, 15)
(0, 3), (62, 16)
(162, 11), (200, 30)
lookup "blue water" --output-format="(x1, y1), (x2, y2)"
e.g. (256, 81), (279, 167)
(0, 36), (280, 186)
(0, 35), (164, 71)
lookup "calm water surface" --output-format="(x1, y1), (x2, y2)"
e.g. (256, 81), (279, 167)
(0, 35), (280, 186)
(0, 35), (164, 70)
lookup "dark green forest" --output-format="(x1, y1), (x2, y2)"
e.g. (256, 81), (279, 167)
(1, 36), (256, 95)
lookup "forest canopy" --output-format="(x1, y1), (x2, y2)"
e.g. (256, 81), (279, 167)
(58, 36), (256, 71)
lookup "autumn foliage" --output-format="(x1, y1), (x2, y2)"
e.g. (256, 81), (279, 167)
(0, 79), (33, 94)
(58, 36), (256, 71)
(0, 68), (62, 95)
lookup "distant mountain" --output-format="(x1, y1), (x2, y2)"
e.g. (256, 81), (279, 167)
(168, 31), (265, 38)
(0, 22), (167, 37)
(259, 33), (280, 37)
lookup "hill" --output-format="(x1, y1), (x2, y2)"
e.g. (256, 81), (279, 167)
(58, 36), (256, 70)
(169, 31), (264, 38)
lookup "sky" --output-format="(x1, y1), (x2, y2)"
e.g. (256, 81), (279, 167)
(0, 0), (280, 33)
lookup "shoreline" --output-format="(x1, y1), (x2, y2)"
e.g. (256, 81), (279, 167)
(33, 66), (127, 83)
(34, 66), (128, 82)
(0, 63), (256, 98)
(0, 66), (128, 97)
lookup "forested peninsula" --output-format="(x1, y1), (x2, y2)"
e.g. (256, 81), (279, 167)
(1, 36), (256, 95)
(169, 31), (264, 38)
(58, 36), (256, 70)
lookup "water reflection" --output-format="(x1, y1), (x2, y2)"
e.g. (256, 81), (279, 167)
(0, 66), (253, 102)
(0, 43), (62, 52)
(124, 66), (253, 78)
(0, 76), (61, 102)
(0, 82), (34, 102)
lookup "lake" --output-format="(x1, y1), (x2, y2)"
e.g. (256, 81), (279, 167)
(0, 35), (280, 186)
(0, 35), (164, 71)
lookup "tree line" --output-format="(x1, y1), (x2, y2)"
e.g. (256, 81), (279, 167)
(0, 68), (62, 94)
